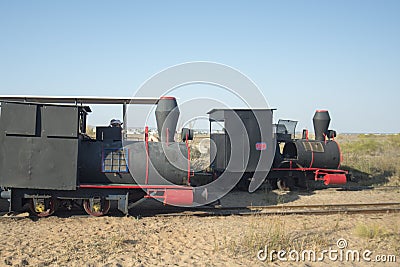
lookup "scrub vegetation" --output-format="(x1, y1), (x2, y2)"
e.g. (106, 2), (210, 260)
(337, 134), (400, 186)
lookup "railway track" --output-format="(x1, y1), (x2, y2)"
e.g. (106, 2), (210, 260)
(155, 202), (400, 217)
(1, 202), (400, 220)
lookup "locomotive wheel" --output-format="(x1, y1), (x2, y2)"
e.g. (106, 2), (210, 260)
(277, 177), (294, 191)
(295, 174), (308, 189)
(29, 198), (58, 217)
(83, 198), (111, 217)
(268, 177), (278, 190)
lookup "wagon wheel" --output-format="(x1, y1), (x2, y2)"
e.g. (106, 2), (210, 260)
(236, 173), (252, 191)
(29, 198), (58, 217)
(277, 177), (294, 191)
(83, 198), (111, 217)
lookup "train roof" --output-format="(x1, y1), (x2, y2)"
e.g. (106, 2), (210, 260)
(0, 95), (160, 105)
(207, 108), (276, 114)
(0, 100), (92, 112)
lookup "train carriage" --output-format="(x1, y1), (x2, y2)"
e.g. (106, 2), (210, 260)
(0, 95), (347, 217)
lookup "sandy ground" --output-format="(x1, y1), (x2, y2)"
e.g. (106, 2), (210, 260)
(0, 187), (399, 266)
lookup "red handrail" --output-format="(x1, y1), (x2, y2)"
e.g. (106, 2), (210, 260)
(145, 126), (149, 184)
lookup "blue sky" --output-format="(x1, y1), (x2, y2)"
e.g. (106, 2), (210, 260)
(0, 1), (399, 133)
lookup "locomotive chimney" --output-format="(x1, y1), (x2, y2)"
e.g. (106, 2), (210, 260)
(313, 110), (330, 141)
(155, 96), (180, 143)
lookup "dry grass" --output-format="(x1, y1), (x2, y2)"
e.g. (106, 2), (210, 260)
(353, 222), (400, 254)
(187, 134), (210, 171)
(337, 134), (400, 186)
(86, 125), (96, 138)
(354, 223), (387, 240)
(213, 215), (331, 262)
(212, 214), (400, 263)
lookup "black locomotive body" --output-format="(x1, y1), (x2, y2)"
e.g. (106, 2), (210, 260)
(208, 108), (347, 191)
(0, 96), (347, 217)
(267, 110), (347, 190)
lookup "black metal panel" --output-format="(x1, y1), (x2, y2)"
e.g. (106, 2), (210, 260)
(0, 102), (79, 190)
(42, 105), (78, 137)
(78, 140), (112, 183)
(1, 102), (37, 136)
(96, 126), (122, 141)
(129, 142), (189, 185)
(78, 140), (133, 184)
(208, 109), (274, 173)
(0, 137), (78, 190)
(0, 137), (32, 184)
(210, 133), (228, 171)
(238, 110), (259, 171)
(30, 138), (78, 189)
(208, 109), (225, 122)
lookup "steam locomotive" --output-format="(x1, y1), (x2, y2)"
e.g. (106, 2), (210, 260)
(0, 96), (346, 217)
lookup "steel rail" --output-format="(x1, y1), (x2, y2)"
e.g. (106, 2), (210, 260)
(199, 202), (400, 211)
(1, 202), (400, 219)
(155, 202), (400, 217)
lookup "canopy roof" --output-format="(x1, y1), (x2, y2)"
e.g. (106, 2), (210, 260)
(0, 95), (160, 105)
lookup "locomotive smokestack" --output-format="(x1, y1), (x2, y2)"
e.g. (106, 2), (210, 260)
(155, 96), (180, 143)
(313, 110), (330, 141)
